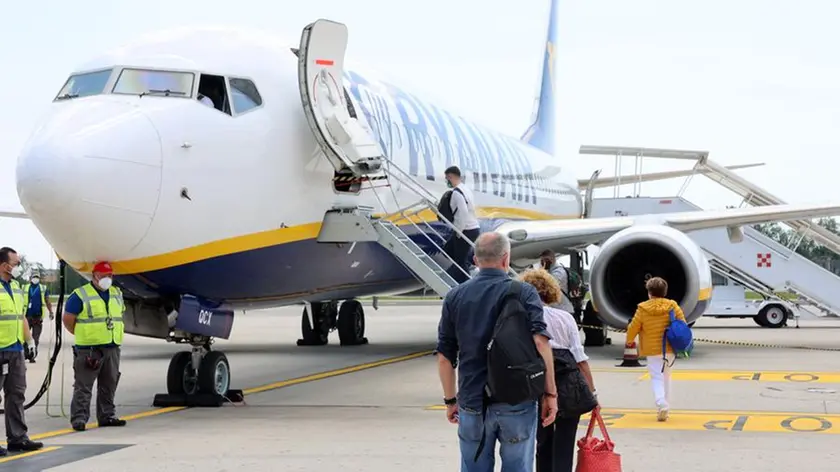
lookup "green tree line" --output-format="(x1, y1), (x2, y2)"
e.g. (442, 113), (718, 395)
(752, 217), (840, 274)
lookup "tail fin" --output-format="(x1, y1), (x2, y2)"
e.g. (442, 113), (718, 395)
(520, 0), (560, 156)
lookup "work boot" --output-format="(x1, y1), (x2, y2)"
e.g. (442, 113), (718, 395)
(98, 417), (126, 427)
(72, 422), (86, 432)
(7, 439), (44, 452)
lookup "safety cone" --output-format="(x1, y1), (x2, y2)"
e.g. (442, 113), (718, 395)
(617, 342), (644, 367)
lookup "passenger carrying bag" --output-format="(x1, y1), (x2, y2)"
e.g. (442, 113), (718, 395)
(662, 308), (694, 370)
(437, 188), (463, 223)
(485, 280), (547, 405)
(553, 349), (598, 419)
(474, 281), (547, 462)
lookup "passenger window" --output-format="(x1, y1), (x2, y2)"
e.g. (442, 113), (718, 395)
(55, 69), (113, 101)
(198, 74), (231, 115)
(228, 78), (262, 115)
(112, 69), (194, 97)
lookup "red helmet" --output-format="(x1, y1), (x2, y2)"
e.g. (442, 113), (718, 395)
(92, 261), (113, 275)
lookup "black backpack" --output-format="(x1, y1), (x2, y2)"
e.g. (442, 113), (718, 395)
(485, 280), (547, 404)
(437, 188), (463, 223)
(473, 281), (547, 462)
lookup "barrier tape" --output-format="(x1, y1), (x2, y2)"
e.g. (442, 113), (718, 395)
(578, 324), (840, 352)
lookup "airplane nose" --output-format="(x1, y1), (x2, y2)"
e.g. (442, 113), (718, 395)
(16, 99), (163, 265)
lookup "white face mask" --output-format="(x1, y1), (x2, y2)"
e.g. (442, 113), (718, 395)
(31, 277), (39, 285)
(98, 277), (113, 290)
(11, 265), (23, 278)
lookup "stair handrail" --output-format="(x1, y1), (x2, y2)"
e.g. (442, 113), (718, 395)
(377, 158), (518, 279)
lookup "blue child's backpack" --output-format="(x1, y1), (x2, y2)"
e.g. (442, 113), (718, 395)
(662, 308), (694, 370)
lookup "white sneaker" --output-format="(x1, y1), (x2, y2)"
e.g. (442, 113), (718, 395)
(657, 408), (669, 422)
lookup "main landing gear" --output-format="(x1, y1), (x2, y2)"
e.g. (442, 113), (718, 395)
(297, 299), (368, 346)
(154, 335), (243, 408)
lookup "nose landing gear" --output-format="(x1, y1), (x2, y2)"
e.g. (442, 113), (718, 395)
(154, 336), (242, 407)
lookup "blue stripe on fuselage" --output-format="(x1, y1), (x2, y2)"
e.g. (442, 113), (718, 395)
(113, 219), (511, 305)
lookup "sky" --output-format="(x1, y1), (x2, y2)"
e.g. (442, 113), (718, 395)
(1, 0), (838, 266)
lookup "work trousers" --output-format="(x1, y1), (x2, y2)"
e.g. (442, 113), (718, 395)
(26, 317), (43, 348)
(536, 412), (580, 472)
(446, 227), (480, 283)
(0, 350), (30, 443)
(71, 346), (121, 425)
(646, 353), (675, 410)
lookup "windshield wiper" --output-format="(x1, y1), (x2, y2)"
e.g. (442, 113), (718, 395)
(139, 89), (186, 97)
(55, 93), (79, 101)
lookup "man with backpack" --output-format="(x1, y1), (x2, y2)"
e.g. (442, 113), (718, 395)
(436, 232), (558, 472)
(539, 250), (583, 322)
(624, 276), (692, 422)
(437, 166), (481, 284)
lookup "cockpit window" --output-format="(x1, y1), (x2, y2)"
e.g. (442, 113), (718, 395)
(54, 69), (113, 101)
(229, 78), (263, 114)
(112, 68), (195, 97)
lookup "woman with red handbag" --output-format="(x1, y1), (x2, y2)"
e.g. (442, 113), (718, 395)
(519, 269), (598, 472)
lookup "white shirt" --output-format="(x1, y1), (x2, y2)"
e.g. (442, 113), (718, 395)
(543, 305), (589, 363)
(199, 95), (214, 107)
(449, 183), (480, 231)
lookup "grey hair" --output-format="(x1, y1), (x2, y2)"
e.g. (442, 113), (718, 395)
(475, 232), (510, 264)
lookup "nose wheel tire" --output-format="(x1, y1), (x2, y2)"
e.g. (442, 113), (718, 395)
(166, 351), (198, 395)
(166, 350), (231, 396)
(198, 351), (231, 396)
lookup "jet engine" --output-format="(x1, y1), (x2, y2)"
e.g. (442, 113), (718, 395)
(588, 224), (712, 329)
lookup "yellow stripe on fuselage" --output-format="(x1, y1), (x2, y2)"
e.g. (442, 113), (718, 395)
(69, 206), (567, 275)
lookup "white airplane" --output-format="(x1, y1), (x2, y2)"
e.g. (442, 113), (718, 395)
(10, 0), (840, 398)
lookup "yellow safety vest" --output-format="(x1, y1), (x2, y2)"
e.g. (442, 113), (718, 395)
(22, 283), (47, 317)
(0, 279), (25, 349)
(72, 283), (125, 347)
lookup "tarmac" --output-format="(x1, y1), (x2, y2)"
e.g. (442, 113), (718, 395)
(2, 302), (839, 471)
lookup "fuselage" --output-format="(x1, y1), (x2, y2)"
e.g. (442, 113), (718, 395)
(15, 26), (582, 308)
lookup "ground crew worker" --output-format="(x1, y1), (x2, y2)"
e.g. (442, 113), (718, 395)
(62, 261), (127, 431)
(0, 247), (45, 456)
(22, 269), (54, 362)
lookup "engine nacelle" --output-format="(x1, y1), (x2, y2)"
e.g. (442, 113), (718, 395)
(589, 225), (712, 329)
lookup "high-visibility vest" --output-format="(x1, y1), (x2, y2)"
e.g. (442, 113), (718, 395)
(22, 284), (47, 317)
(72, 283), (125, 346)
(0, 279), (25, 349)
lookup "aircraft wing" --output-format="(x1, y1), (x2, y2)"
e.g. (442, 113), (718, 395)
(496, 202), (840, 258)
(0, 209), (29, 220)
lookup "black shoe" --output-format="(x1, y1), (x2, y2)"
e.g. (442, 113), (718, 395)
(72, 422), (86, 431)
(98, 417), (126, 427)
(0, 445), (6, 456)
(7, 439), (44, 452)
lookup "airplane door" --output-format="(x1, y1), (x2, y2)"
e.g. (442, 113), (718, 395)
(297, 19), (385, 176)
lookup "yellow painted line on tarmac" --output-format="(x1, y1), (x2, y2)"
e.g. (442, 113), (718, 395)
(18, 350), (433, 444)
(425, 406), (840, 434)
(0, 446), (62, 463)
(634, 370), (840, 383)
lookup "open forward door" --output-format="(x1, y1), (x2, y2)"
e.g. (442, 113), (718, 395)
(297, 19), (384, 176)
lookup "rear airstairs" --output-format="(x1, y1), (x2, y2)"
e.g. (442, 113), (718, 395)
(583, 145), (840, 319)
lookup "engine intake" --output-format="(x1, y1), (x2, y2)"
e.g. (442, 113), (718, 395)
(589, 225), (711, 329)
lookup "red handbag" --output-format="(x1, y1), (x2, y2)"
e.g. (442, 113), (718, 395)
(575, 408), (622, 472)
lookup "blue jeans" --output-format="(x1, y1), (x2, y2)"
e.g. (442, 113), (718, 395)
(458, 401), (538, 472)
